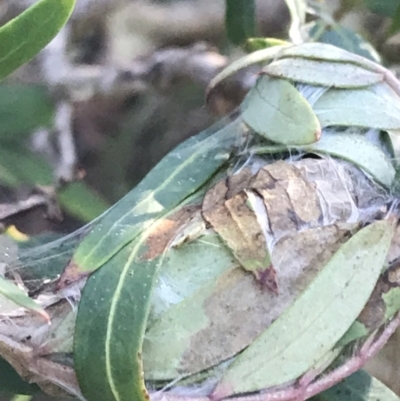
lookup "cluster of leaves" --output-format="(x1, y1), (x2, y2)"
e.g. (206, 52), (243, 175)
(3, 0), (400, 401)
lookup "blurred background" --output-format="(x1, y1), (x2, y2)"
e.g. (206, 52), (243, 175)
(1, 0), (400, 399)
(1, 0), (398, 234)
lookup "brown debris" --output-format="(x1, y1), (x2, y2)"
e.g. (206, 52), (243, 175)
(143, 205), (200, 260)
(202, 176), (272, 291)
(56, 260), (89, 291)
(254, 265), (279, 295)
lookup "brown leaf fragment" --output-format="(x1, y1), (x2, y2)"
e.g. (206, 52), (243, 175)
(388, 264), (400, 285)
(249, 162), (323, 239)
(357, 280), (387, 331)
(264, 161), (322, 226)
(387, 223), (400, 265)
(56, 260), (89, 291)
(254, 264), (279, 295)
(224, 192), (270, 266)
(177, 267), (282, 374)
(0, 334), (81, 398)
(270, 222), (360, 299)
(169, 210), (206, 248)
(173, 224), (358, 376)
(203, 180), (272, 289)
(249, 165), (276, 190)
(226, 168), (254, 199)
(202, 180), (228, 213)
(358, 260), (400, 331)
(257, 184), (298, 237)
(143, 205), (199, 260)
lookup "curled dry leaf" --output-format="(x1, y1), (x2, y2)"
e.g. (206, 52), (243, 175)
(142, 158), (389, 382)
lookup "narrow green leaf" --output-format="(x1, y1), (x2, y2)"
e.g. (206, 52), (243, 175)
(0, 275), (48, 321)
(206, 45), (288, 102)
(314, 84), (400, 129)
(0, 0), (76, 81)
(279, 42), (379, 68)
(263, 57), (383, 88)
(245, 38), (289, 53)
(0, 84), (54, 141)
(16, 230), (86, 288)
(0, 145), (53, 187)
(69, 115), (241, 275)
(225, 0), (257, 45)
(57, 182), (109, 222)
(337, 320), (368, 347)
(241, 76), (321, 145)
(74, 229), (168, 401)
(212, 220), (393, 397)
(314, 370), (400, 401)
(306, 21), (381, 62)
(302, 132), (395, 188)
(0, 357), (39, 395)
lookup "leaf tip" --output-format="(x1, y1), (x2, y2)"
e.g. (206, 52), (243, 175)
(56, 259), (88, 290)
(315, 125), (322, 142)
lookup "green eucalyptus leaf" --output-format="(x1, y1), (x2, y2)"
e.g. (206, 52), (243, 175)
(0, 145), (53, 187)
(74, 199), (196, 401)
(337, 320), (369, 347)
(225, 0), (257, 45)
(15, 228), (87, 293)
(206, 45), (288, 101)
(263, 57), (383, 88)
(0, 84), (54, 141)
(314, 369), (400, 401)
(306, 21), (381, 62)
(0, 0), (76, 81)
(57, 182), (109, 222)
(302, 132), (395, 188)
(314, 83), (400, 129)
(0, 357), (39, 395)
(241, 76), (321, 145)
(66, 115), (241, 278)
(212, 220), (393, 398)
(279, 42), (379, 68)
